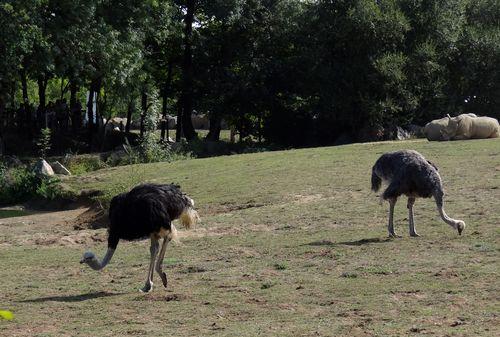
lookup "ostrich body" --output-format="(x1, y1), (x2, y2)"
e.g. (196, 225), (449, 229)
(80, 183), (199, 292)
(371, 150), (465, 237)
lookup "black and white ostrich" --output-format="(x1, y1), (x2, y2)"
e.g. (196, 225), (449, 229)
(371, 150), (465, 237)
(80, 183), (199, 292)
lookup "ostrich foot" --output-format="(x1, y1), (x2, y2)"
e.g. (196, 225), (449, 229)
(388, 232), (401, 238)
(160, 272), (168, 288)
(410, 232), (420, 237)
(140, 282), (153, 293)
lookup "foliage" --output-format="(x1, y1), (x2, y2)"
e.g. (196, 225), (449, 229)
(36, 128), (52, 158)
(1, 0), (500, 151)
(63, 154), (108, 175)
(0, 165), (64, 204)
(107, 136), (191, 167)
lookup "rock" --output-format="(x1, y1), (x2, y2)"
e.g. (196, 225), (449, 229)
(406, 124), (424, 138)
(394, 126), (411, 140)
(51, 161), (71, 175)
(382, 125), (411, 141)
(34, 159), (54, 177)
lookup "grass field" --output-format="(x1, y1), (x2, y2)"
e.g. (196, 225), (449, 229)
(1, 139), (499, 336)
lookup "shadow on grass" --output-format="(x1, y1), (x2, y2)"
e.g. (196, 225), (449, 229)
(306, 237), (392, 246)
(19, 291), (125, 303)
(336, 237), (393, 246)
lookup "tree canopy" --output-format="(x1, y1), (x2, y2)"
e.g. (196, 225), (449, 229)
(0, 0), (498, 153)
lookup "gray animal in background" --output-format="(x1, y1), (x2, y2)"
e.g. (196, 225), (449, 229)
(423, 113), (499, 141)
(371, 150), (465, 237)
(447, 114), (499, 140)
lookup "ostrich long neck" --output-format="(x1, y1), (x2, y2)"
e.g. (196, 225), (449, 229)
(88, 248), (115, 270)
(437, 206), (459, 228)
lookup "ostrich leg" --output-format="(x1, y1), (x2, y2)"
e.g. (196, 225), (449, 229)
(407, 197), (419, 237)
(140, 237), (159, 293)
(388, 198), (399, 237)
(155, 237), (171, 288)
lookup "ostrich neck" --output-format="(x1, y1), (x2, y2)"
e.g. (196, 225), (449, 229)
(89, 248), (115, 270)
(437, 206), (458, 227)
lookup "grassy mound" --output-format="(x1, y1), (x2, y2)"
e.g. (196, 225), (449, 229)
(1, 138), (499, 336)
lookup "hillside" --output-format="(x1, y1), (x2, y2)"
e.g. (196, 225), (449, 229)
(1, 139), (499, 336)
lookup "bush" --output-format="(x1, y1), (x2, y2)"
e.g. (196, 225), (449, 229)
(107, 135), (192, 166)
(64, 155), (108, 175)
(36, 128), (52, 158)
(0, 165), (65, 205)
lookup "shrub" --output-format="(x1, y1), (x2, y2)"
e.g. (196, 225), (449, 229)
(36, 128), (52, 158)
(107, 136), (192, 166)
(0, 165), (65, 205)
(64, 155), (108, 175)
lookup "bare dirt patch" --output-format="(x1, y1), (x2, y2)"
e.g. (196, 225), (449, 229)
(290, 193), (324, 204)
(72, 205), (108, 230)
(0, 208), (106, 247)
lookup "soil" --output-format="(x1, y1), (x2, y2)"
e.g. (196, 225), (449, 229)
(0, 207), (108, 247)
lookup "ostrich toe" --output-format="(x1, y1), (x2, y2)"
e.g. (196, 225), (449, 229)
(140, 282), (153, 293)
(161, 272), (168, 288)
(410, 232), (420, 237)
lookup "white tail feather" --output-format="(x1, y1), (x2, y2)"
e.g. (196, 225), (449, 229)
(180, 207), (199, 230)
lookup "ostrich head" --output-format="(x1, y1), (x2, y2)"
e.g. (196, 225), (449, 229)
(80, 251), (101, 270)
(455, 220), (465, 235)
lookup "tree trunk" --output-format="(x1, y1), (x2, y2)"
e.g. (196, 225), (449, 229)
(205, 114), (222, 141)
(20, 69), (29, 110)
(176, 100), (183, 142)
(0, 93), (5, 131)
(87, 79), (101, 150)
(60, 79), (64, 100)
(180, 0), (197, 140)
(19, 68), (29, 130)
(126, 98), (134, 133)
(160, 84), (168, 141)
(70, 81), (80, 132)
(140, 90), (147, 137)
(95, 79), (102, 130)
(160, 62), (173, 142)
(126, 99), (133, 133)
(37, 77), (47, 129)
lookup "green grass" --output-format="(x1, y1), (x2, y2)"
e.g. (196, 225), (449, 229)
(0, 209), (30, 219)
(1, 138), (499, 336)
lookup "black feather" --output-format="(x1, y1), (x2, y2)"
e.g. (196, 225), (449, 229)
(371, 150), (443, 200)
(107, 184), (193, 248)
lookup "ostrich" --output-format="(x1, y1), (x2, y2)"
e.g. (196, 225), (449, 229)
(371, 150), (465, 237)
(80, 183), (199, 292)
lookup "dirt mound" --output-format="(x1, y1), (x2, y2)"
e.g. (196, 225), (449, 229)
(72, 204), (109, 230)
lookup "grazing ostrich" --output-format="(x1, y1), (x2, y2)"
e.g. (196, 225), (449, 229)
(371, 150), (465, 237)
(80, 183), (199, 292)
